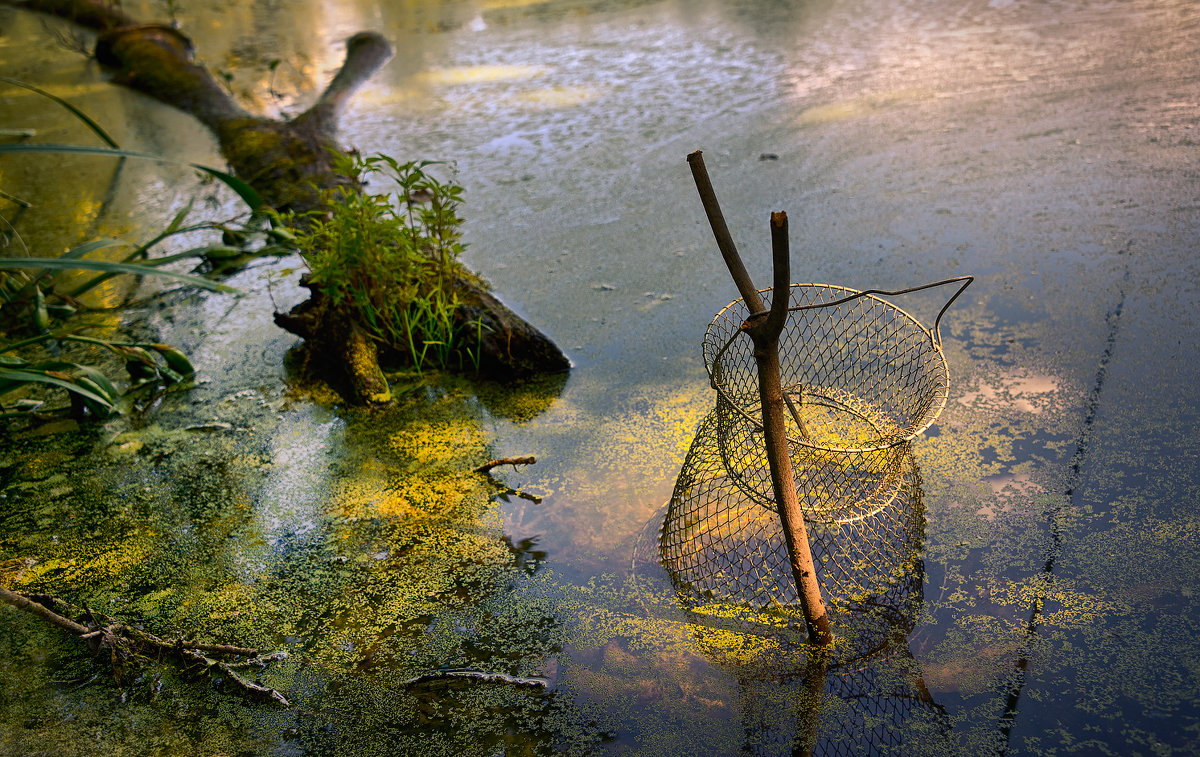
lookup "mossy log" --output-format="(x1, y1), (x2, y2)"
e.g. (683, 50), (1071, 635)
(274, 272), (570, 394)
(5, 0), (570, 402)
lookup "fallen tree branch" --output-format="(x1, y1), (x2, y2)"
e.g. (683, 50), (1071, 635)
(4, 0), (571, 400)
(0, 585), (89, 635)
(474, 455), (537, 474)
(0, 586), (290, 706)
(402, 667), (551, 690)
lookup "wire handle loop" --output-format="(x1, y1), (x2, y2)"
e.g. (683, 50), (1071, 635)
(786, 275), (974, 350)
(712, 275), (974, 383)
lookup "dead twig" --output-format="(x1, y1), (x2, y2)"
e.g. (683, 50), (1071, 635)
(403, 667), (551, 690)
(0, 586), (290, 706)
(473, 455), (536, 474)
(0, 585), (89, 635)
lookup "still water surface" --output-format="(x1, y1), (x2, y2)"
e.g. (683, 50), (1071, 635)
(2, 0), (1199, 754)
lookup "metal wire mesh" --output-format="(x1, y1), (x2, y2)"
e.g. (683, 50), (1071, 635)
(704, 284), (949, 521)
(659, 411), (925, 614)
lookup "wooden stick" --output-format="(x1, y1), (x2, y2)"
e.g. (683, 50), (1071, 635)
(0, 585), (90, 635)
(749, 213), (831, 646)
(687, 152), (832, 645)
(403, 668), (551, 689)
(687, 151), (765, 313)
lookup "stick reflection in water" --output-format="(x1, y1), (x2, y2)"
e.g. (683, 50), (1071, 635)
(651, 412), (951, 755)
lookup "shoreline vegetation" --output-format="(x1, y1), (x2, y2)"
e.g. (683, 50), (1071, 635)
(2, 0), (569, 406)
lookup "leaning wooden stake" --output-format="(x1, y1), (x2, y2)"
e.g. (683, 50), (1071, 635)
(687, 151), (833, 646)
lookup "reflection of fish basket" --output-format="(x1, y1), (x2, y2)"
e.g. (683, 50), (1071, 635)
(659, 411), (924, 612)
(651, 467), (948, 756)
(703, 280), (968, 522)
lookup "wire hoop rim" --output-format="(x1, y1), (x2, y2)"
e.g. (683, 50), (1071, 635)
(704, 282), (954, 453)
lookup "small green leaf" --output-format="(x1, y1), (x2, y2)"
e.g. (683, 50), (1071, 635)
(150, 344), (195, 378)
(33, 285), (49, 332)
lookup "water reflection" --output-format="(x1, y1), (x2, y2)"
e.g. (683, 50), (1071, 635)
(652, 412), (948, 754)
(726, 575), (951, 757)
(0, 322), (584, 753)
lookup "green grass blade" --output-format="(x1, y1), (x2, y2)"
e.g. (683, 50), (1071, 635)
(0, 258), (236, 293)
(0, 143), (263, 210)
(34, 360), (121, 401)
(0, 76), (120, 148)
(194, 166), (263, 211)
(0, 367), (117, 409)
(62, 238), (136, 259)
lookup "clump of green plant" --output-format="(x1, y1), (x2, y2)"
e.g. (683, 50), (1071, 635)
(0, 203), (267, 420)
(0, 76), (284, 420)
(286, 152), (483, 373)
(0, 336), (195, 419)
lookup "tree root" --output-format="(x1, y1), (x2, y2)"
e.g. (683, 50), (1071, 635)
(0, 586), (290, 707)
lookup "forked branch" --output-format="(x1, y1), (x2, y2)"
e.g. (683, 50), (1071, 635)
(0, 585), (290, 706)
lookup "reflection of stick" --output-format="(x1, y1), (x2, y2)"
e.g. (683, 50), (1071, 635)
(688, 151), (831, 646)
(784, 647), (830, 756)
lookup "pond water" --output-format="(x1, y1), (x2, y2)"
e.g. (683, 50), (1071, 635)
(2, 0), (1199, 754)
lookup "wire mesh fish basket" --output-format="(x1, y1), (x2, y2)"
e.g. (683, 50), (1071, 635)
(702, 278), (971, 523)
(659, 411), (925, 612)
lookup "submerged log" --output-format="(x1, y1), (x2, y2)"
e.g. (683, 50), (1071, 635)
(5, 0), (570, 401)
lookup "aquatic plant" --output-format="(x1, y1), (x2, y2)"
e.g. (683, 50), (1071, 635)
(0, 78), (275, 419)
(281, 152), (484, 373)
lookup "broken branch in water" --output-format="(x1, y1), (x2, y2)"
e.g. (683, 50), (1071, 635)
(475, 456), (543, 503)
(474, 456), (537, 474)
(687, 152), (833, 647)
(402, 667), (551, 690)
(0, 585), (290, 706)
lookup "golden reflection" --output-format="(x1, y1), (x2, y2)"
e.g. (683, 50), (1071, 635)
(0, 82), (112, 100)
(414, 64), (551, 86)
(795, 90), (932, 126)
(506, 85), (602, 108)
(480, 0), (557, 11)
(956, 370), (1062, 415)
